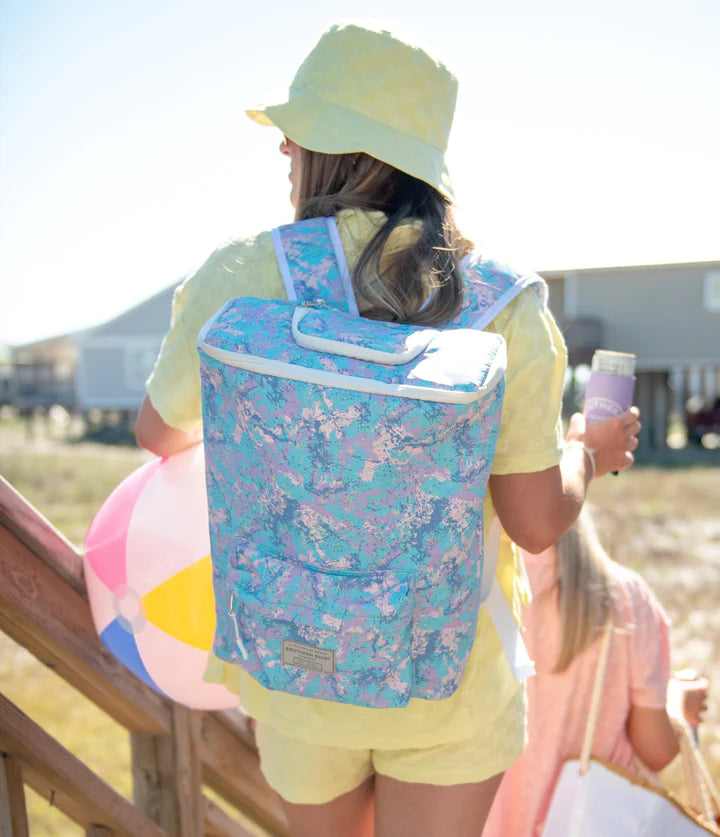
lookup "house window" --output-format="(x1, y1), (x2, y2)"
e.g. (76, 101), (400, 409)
(704, 272), (720, 312)
(124, 345), (160, 392)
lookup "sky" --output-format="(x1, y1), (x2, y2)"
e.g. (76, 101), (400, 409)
(1, 0), (718, 346)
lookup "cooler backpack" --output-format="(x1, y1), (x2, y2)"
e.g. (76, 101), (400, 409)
(197, 216), (545, 708)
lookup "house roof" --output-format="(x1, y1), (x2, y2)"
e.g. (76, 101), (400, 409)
(85, 283), (178, 339)
(539, 258), (720, 278)
(12, 257), (720, 349)
(12, 332), (81, 351)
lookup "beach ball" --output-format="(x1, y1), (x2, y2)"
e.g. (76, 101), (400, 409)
(83, 443), (238, 710)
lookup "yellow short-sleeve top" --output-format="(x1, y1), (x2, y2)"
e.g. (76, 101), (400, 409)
(146, 208), (566, 749)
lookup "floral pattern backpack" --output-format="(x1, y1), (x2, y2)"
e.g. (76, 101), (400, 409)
(197, 216), (544, 708)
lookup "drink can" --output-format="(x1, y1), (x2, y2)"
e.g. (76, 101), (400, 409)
(583, 350), (636, 424)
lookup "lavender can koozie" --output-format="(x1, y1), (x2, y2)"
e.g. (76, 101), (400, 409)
(583, 351), (636, 424)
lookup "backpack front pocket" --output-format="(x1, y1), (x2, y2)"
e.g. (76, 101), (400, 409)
(223, 542), (416, 708)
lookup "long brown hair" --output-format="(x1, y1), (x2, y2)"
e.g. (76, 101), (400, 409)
(295, 149), (472, 326)
(553, 511), (616, 672)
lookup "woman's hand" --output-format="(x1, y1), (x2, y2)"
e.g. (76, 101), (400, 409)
(681, 682), (709, 727)
(490, 408), (641, 553)
(668, 670), (709, 727)
(565, 408), (641, 478)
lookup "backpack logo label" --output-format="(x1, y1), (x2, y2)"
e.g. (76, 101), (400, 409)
(282, 640), (335, 674)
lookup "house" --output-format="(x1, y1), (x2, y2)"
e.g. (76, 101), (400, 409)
(3, 284), (178, 420)
(540, 259), (720, 449)
(6, 258), (719, 451)
(1, 334), (78, 411)
(75, 285), (176, 413)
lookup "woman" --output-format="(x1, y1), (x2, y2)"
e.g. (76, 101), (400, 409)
(136, 23), (639, 837)
(483, 512), (701, 837)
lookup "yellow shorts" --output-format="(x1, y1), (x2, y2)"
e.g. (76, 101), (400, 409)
(255, 687), (525, 804)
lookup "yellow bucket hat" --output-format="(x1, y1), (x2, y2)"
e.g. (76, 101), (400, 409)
(246, 23), (457, 199)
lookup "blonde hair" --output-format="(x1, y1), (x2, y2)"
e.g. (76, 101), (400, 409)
(554, 511), (616, 672)
(296, 148), (472, 327)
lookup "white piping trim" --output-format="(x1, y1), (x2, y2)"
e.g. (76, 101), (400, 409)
(480, 517), (503, 602)
(291, 308), (435, 365)
(471, 273), (544, 330)
(482, 515), (535, 681)
(271, 227), (297, 302)
(197, 341), (500, 404)
(326, 217), (359, 317)
(229, 594), (249, 660)
(486, 582), (535, 681)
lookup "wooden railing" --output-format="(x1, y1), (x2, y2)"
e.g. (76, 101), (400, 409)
(0, 476), (290, 836)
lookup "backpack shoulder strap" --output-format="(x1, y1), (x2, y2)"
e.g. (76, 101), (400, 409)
(450, 254), (549, 330)
(271, 216), (359, 315)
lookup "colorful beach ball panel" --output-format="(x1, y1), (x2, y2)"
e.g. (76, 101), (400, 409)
(83, 445), (238, 709)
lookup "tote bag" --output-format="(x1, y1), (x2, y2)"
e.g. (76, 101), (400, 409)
(542, 624), (720, 836)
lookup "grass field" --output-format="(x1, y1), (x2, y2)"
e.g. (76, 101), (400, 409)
(1, 413), (719, 832)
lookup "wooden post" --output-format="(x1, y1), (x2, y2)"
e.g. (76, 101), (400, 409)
(172, 706), (203, 837)
(635, 372), (651, 454)
(132, 705), (203, 837)
(562, 366), (576, 419)
(22, 409), (34, 443)
(674, 364), (688, 421)
(199, 713), (288, 835)
(652, 371), (669, 450)
(635, 370), (672, 453)
(0, 695), (167, 837)
(0, 753), (29, 837)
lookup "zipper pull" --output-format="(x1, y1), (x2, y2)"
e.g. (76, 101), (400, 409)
(299, 298), (326, 308)
(229, 593), (249, 660)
